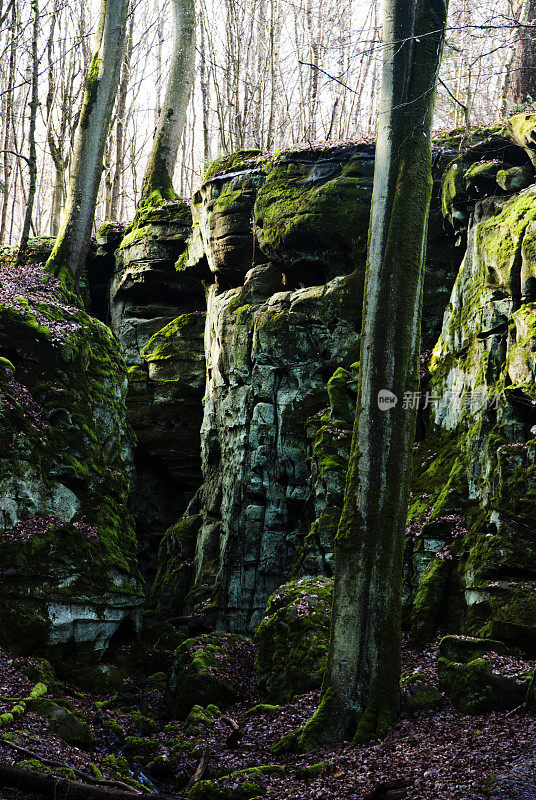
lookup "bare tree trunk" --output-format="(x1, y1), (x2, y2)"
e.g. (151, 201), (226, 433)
(0, 0), (17, 243)
(506, 0), (536, 108)
(16, 0), (39, 265)
(299, 0), (449, 750)
(139, 0), (196, 202)
(45, 0), (129, 287)
(199, 14), (211, 165)
(110, 9), (134, 220)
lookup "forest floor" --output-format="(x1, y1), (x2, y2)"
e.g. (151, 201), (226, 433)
(0, 635), (535, 800)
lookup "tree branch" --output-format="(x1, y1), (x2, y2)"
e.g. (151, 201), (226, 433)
(0, 739), (141, 794)
(0, 150), (31, 167)
(0, 763), (181, 800)
(438, 78), (468, 111)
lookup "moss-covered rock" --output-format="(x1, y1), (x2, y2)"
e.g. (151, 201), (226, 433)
(441, 655), (527, 713)
(188, 766), (284, 800)
(401, 673), (443, 713)
(405, 171), (536, 649)
(184, 703), (220, 736)
(438, 656), (526, 713)
(30, 698), (96, 749)
(168, 633), (254, 717)
(122, 735), (159, 765)
(254, 577), (332, 703)
(0, 262), (142, 664)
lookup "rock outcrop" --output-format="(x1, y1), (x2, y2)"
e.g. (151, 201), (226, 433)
(7, 115), (536, 673)
(0, 259), (142, 664)
(108, 201), (209, 572)
(150, 141), (462, 632)
(408, 120), (536, 650)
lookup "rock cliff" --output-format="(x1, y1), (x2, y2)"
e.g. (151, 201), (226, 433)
(4, 115), (536, 669)
(0, 254), (142, 666)
(150, 141), (462, 631)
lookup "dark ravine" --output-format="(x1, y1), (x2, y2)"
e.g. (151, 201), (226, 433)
(3, 118), (536, 798)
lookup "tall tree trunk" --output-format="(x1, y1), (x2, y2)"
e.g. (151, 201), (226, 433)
(50, 160), (64, 237)
(199, 15), (211, 165)
(139, 0), (196, 203)
(0, 1), (17, 243)
(16, 0), (39, 266)
(299, 0), (449, 750)
(110, 9), (134, 220)
(45, 0), (129, 287)
(506, 0), (536, 108)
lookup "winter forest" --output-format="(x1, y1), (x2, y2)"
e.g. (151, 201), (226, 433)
(3, 0), (536, 798)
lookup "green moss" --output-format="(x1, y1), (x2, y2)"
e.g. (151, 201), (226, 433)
(254, 578), (333, 704)
(484, 588), (536, 650)
(203, 150), (263, 182)
(269, 727), (301, 756)
(89, 763), (103, 780)
(102, 754), (129, 777)
(141, 313), (205, 363)
(0, 272), (142, 663)
(184, 703), (220, 736)
(150, 514), (203, 616)
(102, 719), (122, 736)
(410, 557), (452, 646)
(254, 157), (371, 276)
(296, 761), (330, 778)
(438, 656), (526, 713)
(0, 356), (15, 371)
(169, 633), (250, 718)
(119, 224), (153, 250)
(18, 758), (51, 774)
(123, 736), (159, 764)
(130, 710), (158, 733)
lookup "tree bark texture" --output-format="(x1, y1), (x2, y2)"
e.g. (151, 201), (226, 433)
(45, 0), (129, 286)
(299, 0), (449, 749)
(507, 0), (536, 108)
(139, 0), (196, 202)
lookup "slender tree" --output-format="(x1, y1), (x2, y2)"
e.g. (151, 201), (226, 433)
(138, 0), (196, 203)
(299, 0), (449, 749)
(16, 0), (38, 265)
(504, 0), (536, 109)
(45, 0), (129, 286)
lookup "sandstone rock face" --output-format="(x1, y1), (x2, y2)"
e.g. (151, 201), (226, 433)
(407, 123), (536, 650)
(109, 201), (209, 572)
(198, 271), (360, 631)
(148, 142), (462, 633)
(0, 261), (142, 662)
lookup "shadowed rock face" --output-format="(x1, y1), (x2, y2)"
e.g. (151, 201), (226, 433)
(0, 261), (143, 662)
(7, 118), (536, 661)
(408, 184), (536, 651)
(147, 141), (464, 633)
(107, 202), (209, 575)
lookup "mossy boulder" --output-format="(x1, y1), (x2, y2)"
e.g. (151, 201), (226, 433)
(401, 673), (443, 713)
(253, 145), (374, 283)
(0, 262), (142, 663)
(188, 766), (284, 800)
(184, 703), (220, 736)
(30, 699), (96, 749)
(438, 656), (526, 713)
(439, 635), (509, 663)
(254, 577), (332, 703)
(168, 633), (254, 717)
(122, 736), (159, 765)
